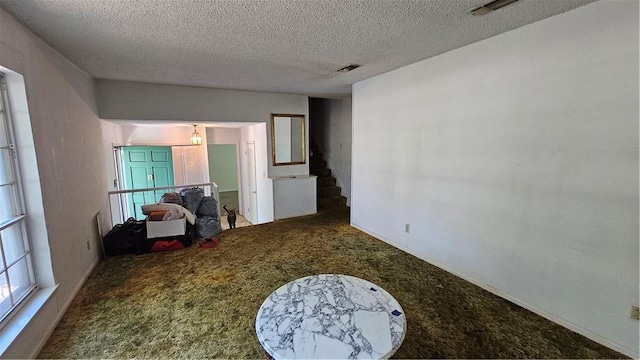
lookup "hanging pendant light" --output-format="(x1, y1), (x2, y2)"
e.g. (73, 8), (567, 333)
(190, 124), (202, 145)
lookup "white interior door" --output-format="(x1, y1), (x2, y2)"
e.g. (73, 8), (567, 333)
(246, 142), (258, 224)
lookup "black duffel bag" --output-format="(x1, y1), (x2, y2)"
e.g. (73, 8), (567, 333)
(102, 217), (146, 256)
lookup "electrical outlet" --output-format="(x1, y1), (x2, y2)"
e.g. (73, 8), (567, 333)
(405, 224), (410, 233)
(86, 240), (90, 251)
(631, 305), (639, 321)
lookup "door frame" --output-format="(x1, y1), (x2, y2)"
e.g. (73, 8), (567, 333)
(246, 141), (258, 224)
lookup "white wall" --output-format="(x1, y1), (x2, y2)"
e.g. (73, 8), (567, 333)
(273, 175), (317, 220)
(206, 127), (241, 144)
(309, 97), (353, 205)
(97, 80), (309, 178)
(118, 123), (203, 146)
(100, 120), (125, 228)
(100, 120), (124, 192)
(0, 8), (108, 358)
(352, 1), (638, 357)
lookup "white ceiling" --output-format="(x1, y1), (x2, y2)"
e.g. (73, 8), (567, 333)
(0, 0), (597, 98)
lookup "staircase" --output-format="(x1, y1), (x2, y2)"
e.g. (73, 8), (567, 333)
(310, 140), (347, 210)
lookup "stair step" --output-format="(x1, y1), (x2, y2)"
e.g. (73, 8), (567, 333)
(318, 196), (347, 210)
(309, 159), (327, 169)
(317, 176), (337, 187)
(309, 159), (325, 167)
(318, 186), (341, 198)
(311, 168), (331, 177)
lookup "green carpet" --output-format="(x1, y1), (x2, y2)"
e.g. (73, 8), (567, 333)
(38, 208), (626, 359)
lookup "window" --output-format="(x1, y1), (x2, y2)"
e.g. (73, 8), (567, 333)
(0, 72), (36, 324)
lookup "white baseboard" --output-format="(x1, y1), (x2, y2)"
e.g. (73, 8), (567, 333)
(351, 222), (639, 359)
(30, 258), (100, 358)
(219, 189), (238, 193)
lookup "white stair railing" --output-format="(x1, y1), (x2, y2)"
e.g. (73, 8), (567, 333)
(107, 182), (220, 229)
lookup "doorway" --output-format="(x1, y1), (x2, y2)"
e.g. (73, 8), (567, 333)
(207, 143), (240, 216)
(121, 146), (174, 219)
(246, 142), (258, 224)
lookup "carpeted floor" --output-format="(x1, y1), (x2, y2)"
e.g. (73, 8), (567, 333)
(38, 207), (626, 359)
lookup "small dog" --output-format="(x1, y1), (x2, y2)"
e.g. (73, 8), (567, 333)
(223, 205), (237, 229)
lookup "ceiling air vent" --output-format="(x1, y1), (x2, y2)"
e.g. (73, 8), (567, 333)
(336, 64), (361, 73)
(466, 0), (519, 16)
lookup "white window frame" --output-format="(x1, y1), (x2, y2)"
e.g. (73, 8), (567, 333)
(0, 72), (37, 327)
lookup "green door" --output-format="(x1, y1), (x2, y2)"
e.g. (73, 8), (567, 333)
(123, 146), (175, 219)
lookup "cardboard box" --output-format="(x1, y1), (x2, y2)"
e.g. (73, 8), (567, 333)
(146, 217), (186, 239)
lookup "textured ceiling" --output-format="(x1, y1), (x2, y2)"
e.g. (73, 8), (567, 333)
(0, 0), (597, 98)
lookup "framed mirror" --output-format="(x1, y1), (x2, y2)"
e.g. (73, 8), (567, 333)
(271, 114), (305, 166)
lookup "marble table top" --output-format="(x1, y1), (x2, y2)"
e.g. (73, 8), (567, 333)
(255, 274), (406, 359)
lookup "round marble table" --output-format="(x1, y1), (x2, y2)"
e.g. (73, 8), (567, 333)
(255, 274), (406, 359)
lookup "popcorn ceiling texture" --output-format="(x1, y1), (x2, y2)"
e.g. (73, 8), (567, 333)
(0, 0), (597, 97)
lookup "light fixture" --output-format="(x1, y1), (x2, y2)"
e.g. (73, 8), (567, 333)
(190, 125), (202, 145)
(466, 0), (519, 16)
